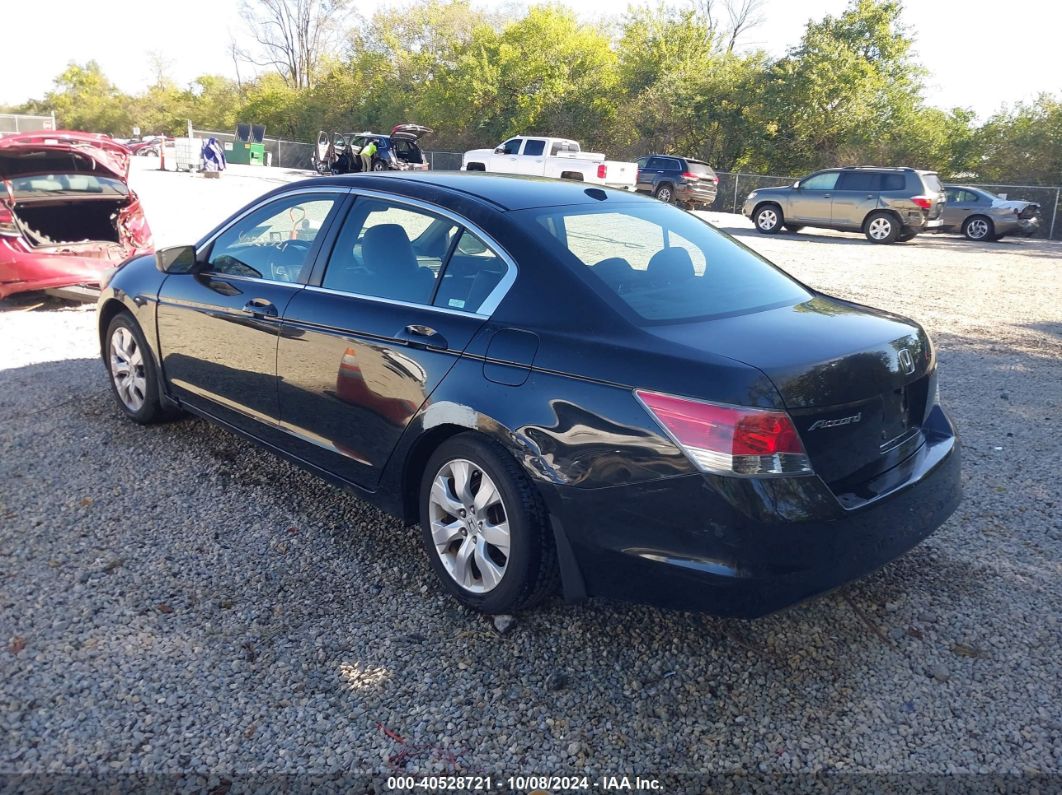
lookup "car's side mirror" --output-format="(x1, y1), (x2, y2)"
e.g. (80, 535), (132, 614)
(494, 146), (505, 154)
(155, 244), (198, 274)
(792, 180), (801, 189)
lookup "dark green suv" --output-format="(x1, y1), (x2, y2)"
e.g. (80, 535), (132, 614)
(742, 167), (947, 243)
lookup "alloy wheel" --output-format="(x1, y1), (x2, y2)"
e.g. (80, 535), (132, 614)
(868, 217), (893, 240)
(657, 187), (672, 203)
(967, 218), (989, 240)
(757, 208), (778, 230)
(109, 326), (147, 412)
(427, 458), (510, 594)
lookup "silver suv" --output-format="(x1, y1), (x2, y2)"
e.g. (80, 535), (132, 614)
(742, 167), (947, 243)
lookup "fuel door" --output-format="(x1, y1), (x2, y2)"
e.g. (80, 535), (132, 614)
(483, 328), (539, 386)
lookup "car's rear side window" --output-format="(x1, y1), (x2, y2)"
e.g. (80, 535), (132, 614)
(520, 203), (809, 323)
(922, 173), (943, 192)
(881, 173), (906, 191)
(836, 172), (881, 191)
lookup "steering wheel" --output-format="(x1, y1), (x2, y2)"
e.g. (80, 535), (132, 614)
(270, 238), (312, 281)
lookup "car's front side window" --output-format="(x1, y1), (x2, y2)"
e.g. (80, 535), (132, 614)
(206, 193), (339, 282)
(500, 139), (522, 155)
(321, 199), (457, 304)
(801, 171), (840, 191)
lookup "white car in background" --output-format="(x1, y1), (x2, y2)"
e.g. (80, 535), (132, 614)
(461, 136), (637, 191)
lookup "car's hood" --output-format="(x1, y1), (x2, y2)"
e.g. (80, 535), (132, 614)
(0, 130), (131, 181)
(747, 185), (792, 197)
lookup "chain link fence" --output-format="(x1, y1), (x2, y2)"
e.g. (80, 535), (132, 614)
(178, 132), (1062, 241)
(715, 171), (1062, 241)
(0, 113), (56, 134)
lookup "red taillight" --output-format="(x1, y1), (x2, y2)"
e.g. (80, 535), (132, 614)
(597, 164), (607, 179)
(911, 196), (932, 210)
(681, 171), (699, 180)
(635, 389), (812, 477)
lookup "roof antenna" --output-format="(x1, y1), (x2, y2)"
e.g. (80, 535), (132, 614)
(584, 188), (607, 201)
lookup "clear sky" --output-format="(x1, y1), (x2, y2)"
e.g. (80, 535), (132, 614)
(3, 0), (1059, 120)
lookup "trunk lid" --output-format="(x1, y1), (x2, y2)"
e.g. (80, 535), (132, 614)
(919, 171), (946, 220)
(648, 296), (934, 487)
(391, 123), (433, 141)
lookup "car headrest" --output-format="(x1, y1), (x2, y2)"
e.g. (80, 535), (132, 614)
(647, 247), (695, 285)
(362, 224), (417, 273)
(592, 257), (635, 284)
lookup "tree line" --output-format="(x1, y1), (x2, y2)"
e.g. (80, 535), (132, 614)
(7, 0), (1061, 184)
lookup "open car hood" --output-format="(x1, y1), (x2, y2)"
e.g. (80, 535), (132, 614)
(0, 130), (131, 182)
(390, 124), (433, 142)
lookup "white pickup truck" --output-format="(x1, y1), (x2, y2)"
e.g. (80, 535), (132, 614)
(461, 136), (637, 191)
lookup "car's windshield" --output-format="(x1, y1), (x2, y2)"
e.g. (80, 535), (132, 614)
(7, 173), (128, 199)
(516, 203), (810, 323)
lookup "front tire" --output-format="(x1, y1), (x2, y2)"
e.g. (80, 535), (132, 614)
(105, 313), (167, 424)
(419, 434), (557, 613)
(864, 211), (900, 243)
(754, 204), (783, 234)
(963, 215), (995, 241)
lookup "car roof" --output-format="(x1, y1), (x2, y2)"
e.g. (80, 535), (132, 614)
(301, 172), (651, 212)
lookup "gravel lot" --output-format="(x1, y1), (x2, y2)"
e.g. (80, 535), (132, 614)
(1, 165), (1060, 785)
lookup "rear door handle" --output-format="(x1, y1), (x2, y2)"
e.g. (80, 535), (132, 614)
(823, 193), (831, 198)
(242, 298), (278, 318)
(400, 324), (449, 351)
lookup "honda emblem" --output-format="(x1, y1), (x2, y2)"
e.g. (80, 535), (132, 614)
(898, 348), (915, 375)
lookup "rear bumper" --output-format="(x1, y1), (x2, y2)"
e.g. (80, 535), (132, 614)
(677, 183), (719, 205)
(997, 216), (1040, 236)
(542, 410), (961, 618)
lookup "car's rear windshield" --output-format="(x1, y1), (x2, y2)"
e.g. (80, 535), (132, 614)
(515, 203), (810, 323)
(686, 161), (716, 177)
(921, 172), (943, 192)
(8, 173), (128, 199)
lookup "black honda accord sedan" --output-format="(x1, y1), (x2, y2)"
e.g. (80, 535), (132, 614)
(97, 172), (961, 617)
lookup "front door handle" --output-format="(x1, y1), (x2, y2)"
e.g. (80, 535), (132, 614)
(400, 324), (448, 351)
(242, 298), (278, 318)
(823, 193), (832, 198)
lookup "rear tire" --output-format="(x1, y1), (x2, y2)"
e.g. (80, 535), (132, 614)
(754, 204), (783, 234)
(897, 230), (917, 242)
(104, 312), (168, 424)
(654, 183), (675, 204)
(962, 215), (995, 241)
(419, 434), (557, 613)
(864, 211), (900, 244)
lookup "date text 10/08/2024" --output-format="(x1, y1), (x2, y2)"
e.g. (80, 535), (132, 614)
(385, 775), (663, 791)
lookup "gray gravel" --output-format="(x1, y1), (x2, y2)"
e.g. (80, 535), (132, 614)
(1, 189), (1060, 781)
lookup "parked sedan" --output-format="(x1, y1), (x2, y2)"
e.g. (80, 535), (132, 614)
(98, 173), (961, 617)
(1, 131), (153, 301)
(941, 185), (1040, 241)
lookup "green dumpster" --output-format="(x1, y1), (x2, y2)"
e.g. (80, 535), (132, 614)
(227, 123), (266, 166)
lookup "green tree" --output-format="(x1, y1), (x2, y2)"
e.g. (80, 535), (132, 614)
(22, 61), (134, 135)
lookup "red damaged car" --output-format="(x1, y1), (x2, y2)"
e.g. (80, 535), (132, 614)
(0, 131), (152, 301)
